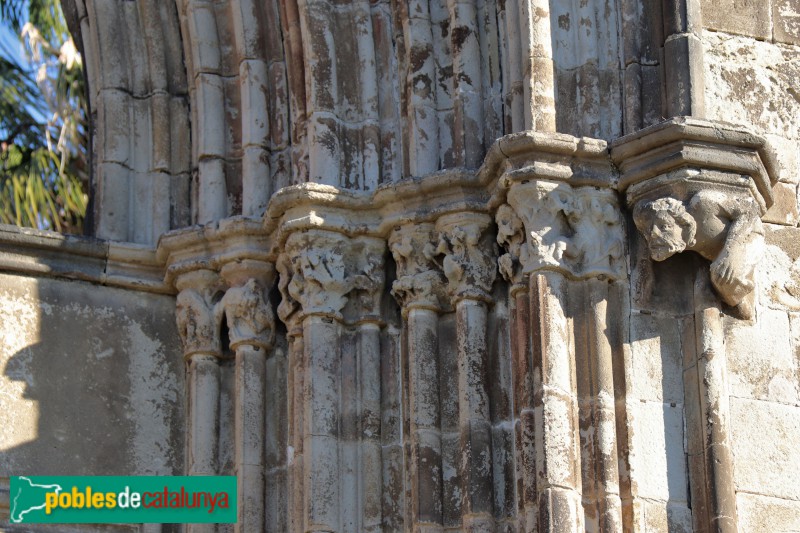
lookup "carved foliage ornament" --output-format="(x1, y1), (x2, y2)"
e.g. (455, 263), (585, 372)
(277, 231), (385, 322)
(633, 190), (764, 318)
(389, 224), (448, 310)
(497, 181), (625, 281)
(219, 278), (276, 350)
(175, 273), (223, 358)
(436, 216), (497, 303)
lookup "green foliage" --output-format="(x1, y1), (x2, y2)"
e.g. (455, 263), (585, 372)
(0, 0), (87, 233)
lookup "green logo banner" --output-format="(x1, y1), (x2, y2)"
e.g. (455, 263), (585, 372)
(9, 476), (236, 524)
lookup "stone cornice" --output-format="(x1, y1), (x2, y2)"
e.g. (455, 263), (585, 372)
(157, 217), (270, 288)
(147, 118), (780, 296)
(611, 117), (779, 213)
(0, 224), (169, 294)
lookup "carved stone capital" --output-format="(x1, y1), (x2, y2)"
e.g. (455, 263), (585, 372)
(435, 213), (497, 303)
(497, 180), (625, 281)
(389, 223), (448, 311)
(175, 269), (224, 359)
(219, 260), (276, 351)
(276, 230), (373, 322)
(278, 230), (350, 320)
(346, 237), (386, 324)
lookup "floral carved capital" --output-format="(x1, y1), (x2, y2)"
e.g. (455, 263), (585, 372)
(219, 278), (276, 351)
(435, 213), (497, 303)
(175, 270), (223, 359)
(389, 224), (448, 311)
(497, 181), (625, 281)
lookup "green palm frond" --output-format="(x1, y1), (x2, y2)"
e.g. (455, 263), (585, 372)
(0, 0), (87, 233)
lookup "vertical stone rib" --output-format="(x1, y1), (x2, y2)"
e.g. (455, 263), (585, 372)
(298, 0), (341, 185)
(353, 0), (381, 190)
(403, 0), (441, 175)
(502, 0), (525, 132)
(184, 0), (228, 222)
(531, 272), (583, 532)
(277, 0), (309, 184)
(512, 289), (538, 533)
(588, 280), (623, 533)
(692, 272), (738, 533)
(407, 307), (445, 531)
(359, 322), (383, 532)
(231, 0), (271, 215)
(372, 0), (403, 184)
(477, 0), (504, 149)
(527, 0), (556, 131)
(448, 0), (484, 168)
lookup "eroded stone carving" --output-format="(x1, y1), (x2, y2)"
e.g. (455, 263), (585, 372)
(349, 238), (386, 320)
(389, 224), (448, 310)
(219, 278), (276, 350)
(633, 190), (764, 317)
(175, 270), (223, 358)
(277, 231), (382, 323)
(496, 204), (526, 286)
(436, 214), (497, 302)
(499, 181), (625, 280)
(277, 231), (353, 319)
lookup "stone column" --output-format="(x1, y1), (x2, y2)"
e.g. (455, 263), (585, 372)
(175, 269), (223, 533)
(277, 229), (370, 532)
(276, 252), (305, 533)
(435, 212), (497, 531)
(496, 204), (538, 532)
(497, 180), (626, 533)
(389, 223), (448, 532)
(218, 260), (276, 533)
(688, 269), (738, 533)
(349, 237), (386, 533)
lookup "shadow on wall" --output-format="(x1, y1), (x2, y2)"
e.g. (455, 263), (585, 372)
(0, 258), (185, 532)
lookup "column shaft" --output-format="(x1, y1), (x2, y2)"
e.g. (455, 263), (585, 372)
(588, 280), (623, 533)
(407, 307), (444, 532)
(512, 289), (538, 533)
(531, 272), (583, 533)
(187, 353), (220, 533)
(233, 345), (266, 533)
(456, 299), (494, 529)
(303, 316), (342, 532)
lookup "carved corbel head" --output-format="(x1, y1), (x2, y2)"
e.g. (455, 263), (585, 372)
(613, 118), (779, 318)
(632, 197), (698, 262)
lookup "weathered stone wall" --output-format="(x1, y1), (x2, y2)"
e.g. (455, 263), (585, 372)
(0, 254), (184, 530)
(2, 0), (798, 532)
(696, 7), (800, 530)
